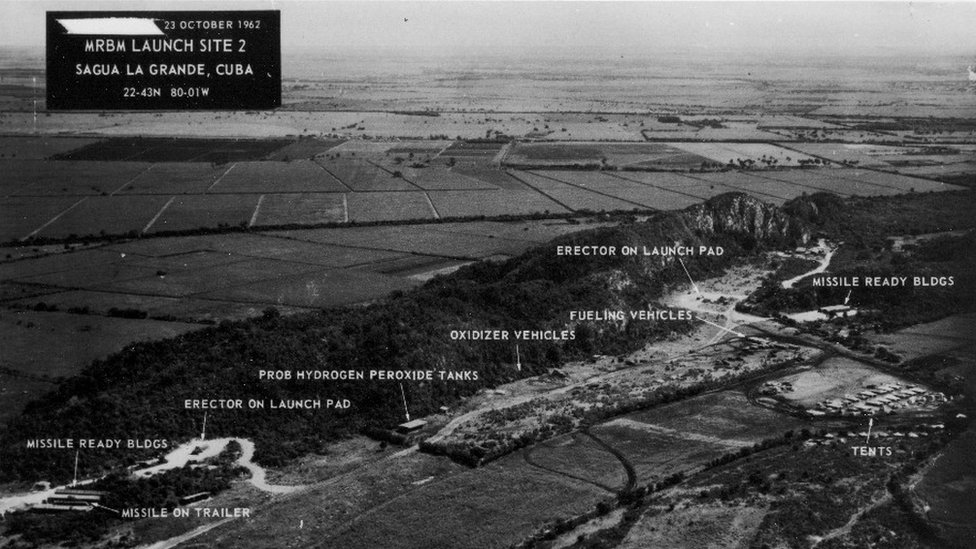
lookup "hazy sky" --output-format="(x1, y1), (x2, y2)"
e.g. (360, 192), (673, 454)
(4, 1), (976, 57)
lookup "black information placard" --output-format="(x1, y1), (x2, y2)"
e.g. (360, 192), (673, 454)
(46, 11), (280, 110)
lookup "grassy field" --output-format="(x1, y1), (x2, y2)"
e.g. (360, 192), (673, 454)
(316, 159), (417, 191)
(916, 428), (976, 546)
(322, 454), (607, 549)
(775, 358), (908, 407)
(37, 195), (172, 238)
(0, 309), (200, 420)
(429, 189), (570, 217)
(619, 504), (767, 549)
(588, 390), (807, 483)
(150, 194), (260, 232)
(346, 192), (435, 221)
(253, 193), (346, 225)
(209, 161), (348, 194)
(0, 136), (103, 160)
(124, 162), (227, 194)
(526, 432), (629, 492)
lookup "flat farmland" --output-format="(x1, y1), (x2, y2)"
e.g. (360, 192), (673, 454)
(505, 142), (711, 169)
(3, 160), (149, 197)
(201, 267), (416, 308)
(283, 224), (523, 259)
(752, 170), (866, 196)
(688, 172), (798, 203)
(53, 137), (292, 162)
(759, 170), (906, 197)
(397, 166), (499, 191)
(0, 136), (103, 160)
(36, 195), (172, 238)
(429, 189), (570, 217)
(190, 233), (407, 268)
(209, 161), (348, 193)
(0, 309), (201, 420)
(345, 192), (434, 221)
(0, 309), (199, 381)
(264, 138), (345, 161)
(623, 391), (805, 442)
(123, 163), (228, 194)
(149, 194), (260, 232)
(427, 219), (615, 244)
(6, 256), (156, 289)
(454, 167), (531, 190)
(387, 140), (451, 156)
(0, 196), (82, 241)
(591, 422), (726, 482)
(8, 288), (292, 321)
(99, 257), (324, 298)
(252, 193), (346, 225)
(669, 142), (820, 167)
(315, 159), (416, 191)
(525, 432), (628, 491)
(783, 143), (903, 167)
(288, 226), (495, 258)
(839, 168), (959, 193)
(591, 390), (805, 482)
(321, 454), (607, 549)
(614, 171), (722, 196)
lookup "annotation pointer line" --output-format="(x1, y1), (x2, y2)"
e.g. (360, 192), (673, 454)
(399, 382), (410, 422)
(90, 503), (121, 515)
(865, 417), (874, 444)
(695, 316), (745, 338)
(677, 257), (701, 295)
(844, 290), (852, 305)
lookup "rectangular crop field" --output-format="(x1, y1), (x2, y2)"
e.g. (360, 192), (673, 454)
(199, 233), (408, 268)
(123, 163), (227, 194)
(149, 195), (260, 233)
(0, 196), (83, 241)
(614, 171), (723, 197)
(762, 170), (903, 197)
(100, 257), (323, 298)
(526, 432), (629, 491)
(4, 160), (149, 197)
(453, 167), (531, 190)
(0, 310), (199, 380)
(398, 166), (499, 190)
(37, 195), (172, 238)
(209, 161), (348, 193)
(315, 159), (417, 191)
(53, 137), (292, 162)
(429, 189), (570, 217)
(279, 224), (533, 259)
(0, 136), (103, 160)
(591, 422), (726, 482)
(252, 193), (346, 225)
(623, 391), (805, 442)
(323, 455), (607, 549)
(264, 138), (345, 161)
(345, 192), (435, 222)
(201, 267), (417, 308)
(690, 172), (800, 203)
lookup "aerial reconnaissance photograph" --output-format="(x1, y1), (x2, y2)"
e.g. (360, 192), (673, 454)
(0, 1), (974, 548)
